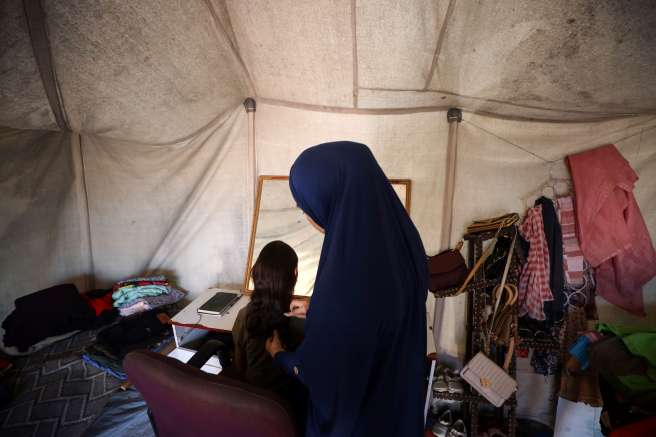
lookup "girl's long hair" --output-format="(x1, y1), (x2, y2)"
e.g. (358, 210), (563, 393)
(246, 240), (298, 339)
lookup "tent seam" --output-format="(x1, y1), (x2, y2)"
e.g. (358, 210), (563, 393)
(78, 133), (96, 289)
(360, 87), (654, 118)
(203, 0), (257, 96)
(22, 0), (70, 131)
(424, 0), (457, 90)
(258, 97), (646, 124)
(351, 0), (359, 108)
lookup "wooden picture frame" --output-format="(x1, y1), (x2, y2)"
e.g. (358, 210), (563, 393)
(242, 175), (411, 295)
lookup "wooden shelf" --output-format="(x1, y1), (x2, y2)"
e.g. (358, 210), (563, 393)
(464, 227), (519, 436)
(431, 390), (480, 402)
(518, 337), (560, 351)
(427, 227), (523, 436)
(463, 226), (516, 241)
(433, 278), (504, 298)
(432, 389), (517, 406)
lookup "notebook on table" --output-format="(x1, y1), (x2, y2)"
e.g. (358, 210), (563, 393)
(197, 291), (241, 316)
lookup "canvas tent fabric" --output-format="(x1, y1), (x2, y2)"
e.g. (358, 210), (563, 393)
(1, 1), (656, 359)
(2, 0), (655, 137)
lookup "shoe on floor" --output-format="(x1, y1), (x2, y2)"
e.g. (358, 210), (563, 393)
(432, 373), (448, 393)
(431, 409), (453, 437)
(446, 419), (467, 437)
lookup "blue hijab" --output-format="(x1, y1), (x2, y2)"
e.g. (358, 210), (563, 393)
(289, 141), (427, 437)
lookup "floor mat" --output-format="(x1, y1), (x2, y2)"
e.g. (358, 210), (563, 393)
(82, 387), (154, 437)
(0, 330), (122, 437)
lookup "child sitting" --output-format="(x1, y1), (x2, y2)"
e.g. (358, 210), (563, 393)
(232, 240), (305, 397)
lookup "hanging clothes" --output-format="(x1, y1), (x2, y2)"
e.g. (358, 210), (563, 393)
(518, 205), (554, 320)
(567, 144), (656, 316)
(535, 196), (565, 325)
(556, 196), (586, 287)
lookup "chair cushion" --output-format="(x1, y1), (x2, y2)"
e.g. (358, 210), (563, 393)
(124, 350), (298, 437)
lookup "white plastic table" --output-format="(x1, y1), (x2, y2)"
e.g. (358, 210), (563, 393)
(167, 288), (250, 374)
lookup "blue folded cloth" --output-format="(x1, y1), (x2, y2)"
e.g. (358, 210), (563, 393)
(82, 354), (127, 380)
(112, 285), (169, 307)
(569, 335), (592, 370)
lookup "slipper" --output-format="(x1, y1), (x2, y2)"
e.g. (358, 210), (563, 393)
(431, 409), (453, 437)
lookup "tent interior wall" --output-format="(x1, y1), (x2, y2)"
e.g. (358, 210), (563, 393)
(1, 0), (655, 364)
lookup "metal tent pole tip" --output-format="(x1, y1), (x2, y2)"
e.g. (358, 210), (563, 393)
(447, 107), (462, 123)
(243, 98), (257, 112)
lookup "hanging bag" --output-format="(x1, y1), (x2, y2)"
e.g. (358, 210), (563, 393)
(428, 241), (468, 292)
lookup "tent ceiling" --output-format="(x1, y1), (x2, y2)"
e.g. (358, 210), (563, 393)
(0, 0), (58, 131)
(1, 0), (655, 142)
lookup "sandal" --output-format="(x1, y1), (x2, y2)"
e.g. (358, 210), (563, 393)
(444, 369), (465, 394)
(432, 373), (448, 393)
(488, 427), (507, 437)
(431, 409), (453, 437)
(446, 419), (467, 437)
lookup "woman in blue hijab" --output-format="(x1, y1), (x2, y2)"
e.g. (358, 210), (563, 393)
(266, 141), (428, 436)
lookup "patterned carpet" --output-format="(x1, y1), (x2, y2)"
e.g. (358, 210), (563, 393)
(0, 330), (122, 437)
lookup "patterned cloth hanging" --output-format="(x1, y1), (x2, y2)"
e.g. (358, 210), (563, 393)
(556, 196), (586, 287)
(518, 205), (554, 320)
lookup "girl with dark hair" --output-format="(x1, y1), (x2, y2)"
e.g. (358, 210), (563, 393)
(232, 240), (305, 395)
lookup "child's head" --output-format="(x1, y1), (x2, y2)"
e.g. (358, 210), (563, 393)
(252, 240), (298, 298)
(247, 241), (298, 337)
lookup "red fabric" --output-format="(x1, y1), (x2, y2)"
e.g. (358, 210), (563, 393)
(516, 347), (529, 358)
(567, 144), (656, 316)
(518, 205), (554, 320)
(609, 417), (656, 437)
(82, 293), (113, 316)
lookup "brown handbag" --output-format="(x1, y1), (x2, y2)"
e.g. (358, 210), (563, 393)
(428, 241), (468, 292)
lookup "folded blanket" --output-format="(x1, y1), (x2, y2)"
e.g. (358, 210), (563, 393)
(112, 285), (169, 307)
(119, 301), (150, 317)
(114, 275), (166, 288)
(118, 287), (185, 310)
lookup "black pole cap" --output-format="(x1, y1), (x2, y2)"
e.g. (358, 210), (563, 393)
(447, 108), (462, 123)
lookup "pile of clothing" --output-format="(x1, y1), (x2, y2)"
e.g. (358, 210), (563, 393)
(555, 323), (656, 435)
(80, 275), (185, 379)
(112, 275), (185, 317)
(2, 284), (117, 353)
(83, 309), (174, 380)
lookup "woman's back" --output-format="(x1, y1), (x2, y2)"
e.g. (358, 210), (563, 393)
(285, 142), (428, 436)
